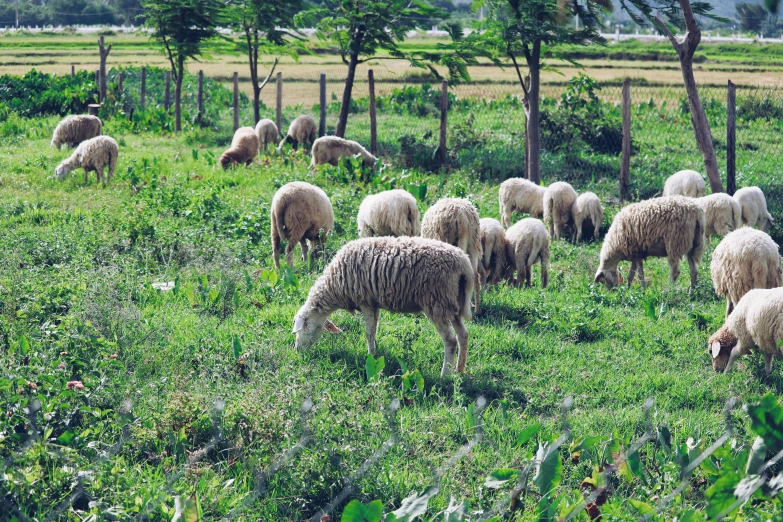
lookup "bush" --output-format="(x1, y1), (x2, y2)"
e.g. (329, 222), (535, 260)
(0, 69), (98, 117)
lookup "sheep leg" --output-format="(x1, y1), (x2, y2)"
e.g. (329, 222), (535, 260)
(432, 317), (458, 377)
(668, 258), (681, 287)
(272, 227), (281, 270)
(726, 298), (734, 317)
(525, 266), (532, 288)
(687, 254), (698, 294)
(453, 316), (469, 373)
(362, 307), (380, 355)
(96, 166), (105, 184)
(575, 221), (582, 243)
(474, 271), (481, 316)
(765, 353), (774, 377)
(627, 261), (637, 288)
(83, 168), (89, 185)
(284, 238), (299, 269)
(300, 239), (309, 263)
(637, 261), (646, 289)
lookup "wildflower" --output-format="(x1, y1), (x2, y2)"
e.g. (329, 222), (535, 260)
(66, 381), (84, 390)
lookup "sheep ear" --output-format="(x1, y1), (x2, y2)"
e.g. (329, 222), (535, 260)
(292, 315), (305, 334)
(711, 341), (722, 359)
(325, 320), (342, 334)
(594, 272), (605, 283)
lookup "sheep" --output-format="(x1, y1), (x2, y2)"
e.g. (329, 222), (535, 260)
(54, 135), (118, 184)
(271, 182), (334, 270)
(734, 186), (774, 232)
(711, 228), (782, 317)
(594, 196), (706, 292)
(707, 287), (783, 376)
(572, 191), (604, 243)
(663, 169), (706, 198)
(696, 193), (742, 238)
(255, 118), (279, 153)
(357, 189), (420, 238)
(421, 198), (482, 314)
(543, 181), (578, 241)
(310, 136), (378, 169)
(50, 115), (102, 150)
(498, 178), (545, 226)
(220, 127), (260, 169)
(504, 218), (550, 288)
(277, 115), (317, 151)
(292, 236), (474, 377)
(478, 218), (509, 287)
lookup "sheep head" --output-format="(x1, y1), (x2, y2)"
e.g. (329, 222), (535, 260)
(219, 152), (234, 170)
(292, 305), (341, 350)
(54, 161), (73, 181)
(708, 325), (738, 372)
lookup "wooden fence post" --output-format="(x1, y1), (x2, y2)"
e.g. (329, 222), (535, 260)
(197, 70), (204, 116)
(164, 70), (171, 111)
(620, 78), (632, 201)
(140, 66), (146, 110)
(117, 71), (124, 96)
(439, 79), (448, 167)
(727, 80), (736, 196)
(87, 104), (100, 116)
(319, 73), (327, 137)
(276, 72), (283, 135)
(71, 65), (75, 77)
(368, 69), (378, 156)
(97, 35), (111, 103)
(233, 72), (239, 131)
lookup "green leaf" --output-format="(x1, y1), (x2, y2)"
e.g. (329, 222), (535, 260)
(57, 429), (77, 446)
(18, 335), (30, 356)
(341, 499), (384, 522)
(516, 423), (541, 447)
(365, 353), (385, 382)
(746, 393), (783, 454)
(232, 336), (242, 361)
(466, 403), (479, 430)
(627, 499), (654, 515)
(705, 468), (742, 518)
(484, 468), (519, 488)
(678, 510), (706, 522)
(746, 436), (767, 474)
(534, 441), (563, 495)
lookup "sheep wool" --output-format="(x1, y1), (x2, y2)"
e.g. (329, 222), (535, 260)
(498, 178), (545, 226)
(220, 127), (259, 169)
(734, 186), (774, 232)
(278, 115), (317, 151)
(663, 170), (706, 198)
(697, 193), (742, 237)
(543, 181), (578, 241)
(255, 118), (279, 153)
(505, 218), (550, 288)
(51, 114), (102, 150)
(54, 135), (118, 184)
(711, 228), (782, 317)
(271, 181), (334, 270)
(479, 218), (509, 287)
(572, 191), (604, 242)
(421, 198), (482, 314)
(310, 136), (377, 169)
(707, 287), (783, 376)
(595, 196), (706, 291)
(292, 236), (474, 376)
(357, 189), (420, 238)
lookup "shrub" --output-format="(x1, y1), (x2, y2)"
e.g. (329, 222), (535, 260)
(0, 69), (97, 117)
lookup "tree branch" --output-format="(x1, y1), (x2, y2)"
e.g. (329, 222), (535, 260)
(258, 57), (278, 92)
(508, 50), (529, 100)
(653, 14), (682, 51)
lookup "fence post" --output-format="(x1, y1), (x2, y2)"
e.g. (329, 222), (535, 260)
(140, 66), (146, 110)
(319, 73), (327, 137)
(276, 72), (283, 136)
(71, 65), (75, 77)
(197, 70), (204, 117)
(97, 35), (111, 103)
(87, 104), (100, 116)
(368, 69), (378, 156)
(727, 80), (737, 196)
(233, 72), (239, 132)
(620, 78), (632, 201)
(439, 79), (448, 167)
(164, 70), (171, 111)
(117, 71), (124, 96)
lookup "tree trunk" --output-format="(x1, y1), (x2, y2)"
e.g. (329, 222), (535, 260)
(98, 36), (111, 104)
(175, 60), (183, 133)
(526, 43), (542, 184)
(336, 53), (359, 138)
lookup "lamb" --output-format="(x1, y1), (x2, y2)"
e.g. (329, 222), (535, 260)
(292, 236), (474, 377)
(271, 182), (334, 270)
(277, 115), (317, 151)
(662, 169), (706, 198)
(50, 115), (102, 150)
(696, 193), (742, 237)
(478, 218), (509, 286)
(357, 189), (420, 238)
(734, 186), (774, 232)
(707, 287), (783, 376)
(220, 127), (259, 169)
(310, 136), (378, 169)
(504, 218), (550, 288)
(498, 178), (546, 226)
(54, 135), (118, 184)
(711, 228), (782, 317)
(421, 198), (482, 314)
(543, 181), (578, 241)
(572, 191), (604, 242)
(594, 196), (706, 292)
(255, 118), (279, 153)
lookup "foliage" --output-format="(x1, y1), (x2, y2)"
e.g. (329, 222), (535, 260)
(0, 69), (97, 118)
(736, 2), (769, 32)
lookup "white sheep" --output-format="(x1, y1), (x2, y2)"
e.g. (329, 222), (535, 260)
(292, 236), (474, 376)
(357, 189), (420, 238)
(310, 136), (377, 169)
(277, 115), (317, 151)
(54, 135), (118, 184)
(271, 182), (334, 270)
(421, 198), (482, 314)
(505, 218), (550, 288)
(734, 186), (774, 232)
(594, 196), (706, 292)
(478, 218), (509, 287)
(51, 115), (102, 150)
(220, 127), (259, 169)
(255, 118), (279, 153)
(498, 178), (545, 226)
(708, 287), (783, 376)
(543, 181), (578, 241)
(696, 193), (742, 238)
(663, 169), (706, 198)
(711, 228), (782, 317)
(572, 191), (604, 242)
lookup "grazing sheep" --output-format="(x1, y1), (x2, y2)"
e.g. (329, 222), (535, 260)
(572, 191), (604, 242)
(505, 218), (550, 288)
(54, 135), (118, 184)
(663, 170), (706, 198)
(271, 182), (334, 270)
(478, 218), (509, 286)
(310, 136), (377, 168)
(357, 189), (420, 238)
(734, 186), (774, 232)
(277, 115), (317, 151)
(707, 287), (783, 376)
(498, 178), (545, 226)
(255, 118), (279, 153)
(421, 198), (482, 314)
(711, 228), (782, 317)
(697, 193), (742, 238)
(292, 236), (474, 376)
(543, 181), (578, 241)
(594, 196), (706, 292)
(51, 115), (102, 150)
(220, 127), (260, 169)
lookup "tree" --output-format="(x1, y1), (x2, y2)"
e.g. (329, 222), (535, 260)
(143, 0), (224, 133)
(619, 0), (725, 193)
(736, 3), (768, 32)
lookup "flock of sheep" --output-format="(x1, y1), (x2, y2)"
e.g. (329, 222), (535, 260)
(48, 113), (783, 379)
